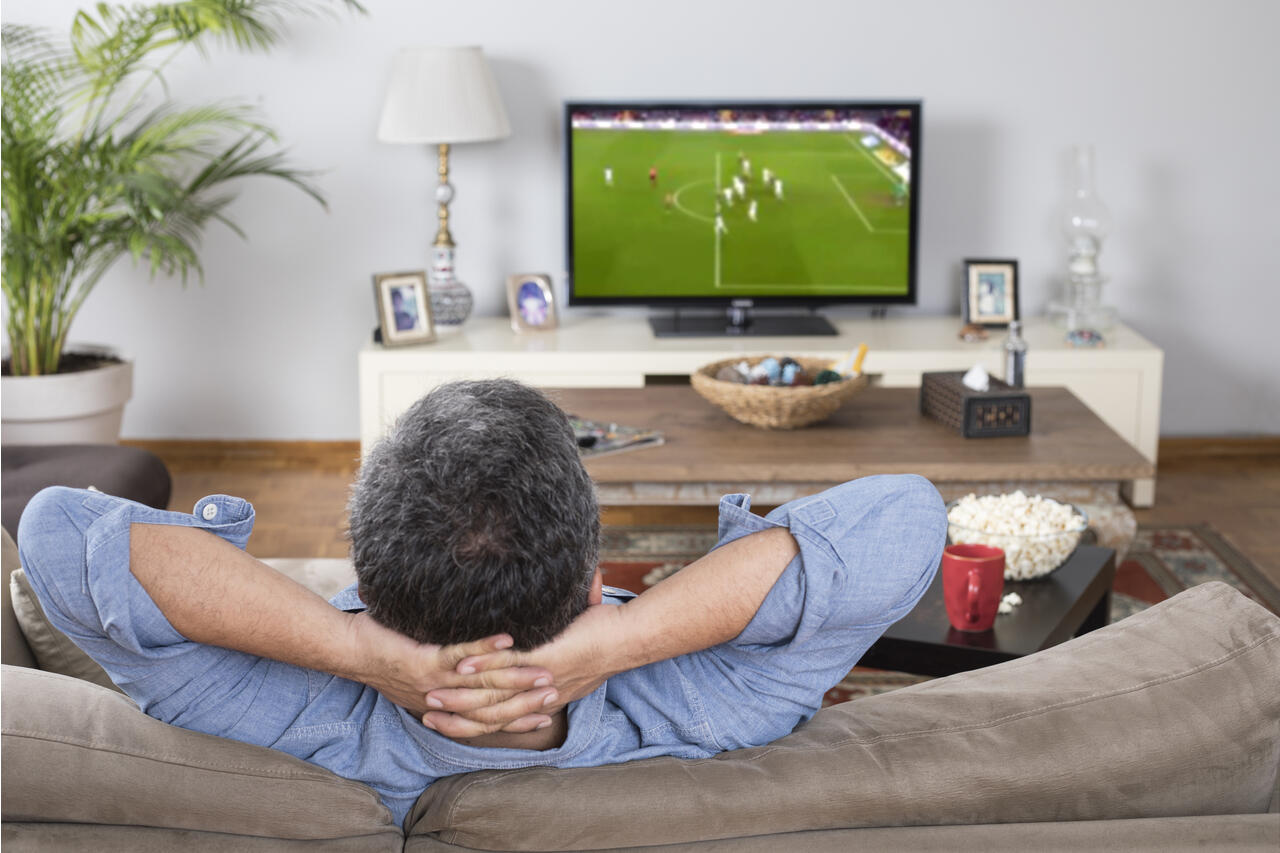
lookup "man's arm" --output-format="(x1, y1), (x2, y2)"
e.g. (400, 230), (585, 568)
(129, 523), (558, 734)
(424, 526), (799, 733)
(440, 476), (946, 740)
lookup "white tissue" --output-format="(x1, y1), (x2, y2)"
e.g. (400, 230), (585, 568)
(962, 364), (990, 392)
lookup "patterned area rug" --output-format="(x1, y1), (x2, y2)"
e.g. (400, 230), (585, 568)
(598, 523), (1279, 703)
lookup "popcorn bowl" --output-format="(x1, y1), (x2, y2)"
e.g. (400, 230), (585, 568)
(945, 494), (1089, 581)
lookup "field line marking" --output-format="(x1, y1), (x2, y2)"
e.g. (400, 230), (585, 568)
(672, 180), (713, 223)
(714, 151), (722, 287)
(830, 175), (874, 233)
(843, 134), (900, 186)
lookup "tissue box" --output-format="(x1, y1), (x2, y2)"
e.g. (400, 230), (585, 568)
(920, 371), (1031, 438)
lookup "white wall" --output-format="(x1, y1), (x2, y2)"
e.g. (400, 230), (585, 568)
(5, 0), (1278, 438)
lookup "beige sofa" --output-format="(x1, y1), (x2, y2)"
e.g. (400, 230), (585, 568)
(3, 528), (1278, 851)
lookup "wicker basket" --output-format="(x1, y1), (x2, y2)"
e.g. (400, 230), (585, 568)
(691, 356), (868, 429)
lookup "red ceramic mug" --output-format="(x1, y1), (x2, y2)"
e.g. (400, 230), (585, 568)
(942, 544), (1005, 632)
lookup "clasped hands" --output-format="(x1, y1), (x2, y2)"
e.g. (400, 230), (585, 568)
(347, 603), (625, 739)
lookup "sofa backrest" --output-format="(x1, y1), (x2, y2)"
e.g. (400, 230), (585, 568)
(406, 582), (1280, 851)
(1, 664), (405, 849)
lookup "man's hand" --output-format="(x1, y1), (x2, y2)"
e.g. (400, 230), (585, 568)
(422, 526), (801, 735)
(344, 612), (559, 735)
(422, 603), (628, 731)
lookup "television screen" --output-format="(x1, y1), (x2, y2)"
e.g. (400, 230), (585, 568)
(566, 101), (920, 310)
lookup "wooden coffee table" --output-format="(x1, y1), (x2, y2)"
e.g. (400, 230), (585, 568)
(553, 385), (1154, 506)
(858, 546), (1118, 677)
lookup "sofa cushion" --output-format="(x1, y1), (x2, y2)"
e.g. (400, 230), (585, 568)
(8, 568), (124, 694)
(1, 666), (401, 843)
(407, 582), (1280, 851)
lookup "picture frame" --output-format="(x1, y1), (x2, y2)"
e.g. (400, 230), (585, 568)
(506, 273), (558, 332)
(374, 271), (435, 347)
(962, 259), (1019, 328)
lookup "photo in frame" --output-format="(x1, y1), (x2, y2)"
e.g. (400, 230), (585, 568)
(506, 273), (558, 332)
(962, 259), (1019, 327)
(374, 271), (435, 346)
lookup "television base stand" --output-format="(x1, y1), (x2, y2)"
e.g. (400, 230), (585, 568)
(649, 311), (838, 338)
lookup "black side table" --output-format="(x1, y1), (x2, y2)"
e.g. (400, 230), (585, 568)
(860, 545), (1117, 677)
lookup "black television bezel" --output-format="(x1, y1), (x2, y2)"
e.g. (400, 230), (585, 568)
(564, 99), (922, 310)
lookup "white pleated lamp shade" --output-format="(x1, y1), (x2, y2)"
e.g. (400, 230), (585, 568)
(377, 46), (511, 144)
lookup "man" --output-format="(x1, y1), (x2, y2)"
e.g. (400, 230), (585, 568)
(603, 166), (613, 187)
(18, 380), (945, 826)
(648, 165), (658, 187)
(748, 199), (759, 222)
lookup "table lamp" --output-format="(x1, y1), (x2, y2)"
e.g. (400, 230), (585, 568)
(377, 46), (511, 330)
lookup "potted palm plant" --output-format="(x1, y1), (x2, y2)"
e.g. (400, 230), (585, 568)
(1, 0), (361, 443)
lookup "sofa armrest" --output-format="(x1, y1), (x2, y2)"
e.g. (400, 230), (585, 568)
(1, 529), (35, 669)
(407, 582), (1280, 851)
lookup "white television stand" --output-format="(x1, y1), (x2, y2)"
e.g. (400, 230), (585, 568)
(359, 313), (1163, 506)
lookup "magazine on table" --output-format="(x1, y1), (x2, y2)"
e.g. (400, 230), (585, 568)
(570, 416), (664, 458)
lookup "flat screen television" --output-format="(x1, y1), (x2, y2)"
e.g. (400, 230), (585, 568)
(565, 100), (922, 336)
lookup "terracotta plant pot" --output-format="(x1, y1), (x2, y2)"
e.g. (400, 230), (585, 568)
(1, 345), (133, 445)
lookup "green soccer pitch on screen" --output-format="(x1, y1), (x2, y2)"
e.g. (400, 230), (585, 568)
(565, 101), (920, 307)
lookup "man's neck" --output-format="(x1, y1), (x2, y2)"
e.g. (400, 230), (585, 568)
(446, 708), (569, 751)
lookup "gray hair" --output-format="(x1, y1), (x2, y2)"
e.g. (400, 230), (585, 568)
(348, 379), (599, 649)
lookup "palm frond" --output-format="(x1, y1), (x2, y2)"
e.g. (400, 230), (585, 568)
(2, 0), (364, 374)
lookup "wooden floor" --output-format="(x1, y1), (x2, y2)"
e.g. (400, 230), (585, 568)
(138, 438), (1280, 588)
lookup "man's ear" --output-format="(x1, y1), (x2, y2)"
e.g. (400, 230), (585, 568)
(588, 568), (603, 606)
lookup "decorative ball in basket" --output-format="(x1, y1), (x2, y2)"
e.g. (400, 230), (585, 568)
(691, 350), (869, 429)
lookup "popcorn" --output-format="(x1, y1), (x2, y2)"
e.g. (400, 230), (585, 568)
(947, 491), (1087, 580)
(997, 591), (1023, 614)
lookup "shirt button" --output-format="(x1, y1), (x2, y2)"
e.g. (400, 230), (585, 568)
(202, 503), (219, 521)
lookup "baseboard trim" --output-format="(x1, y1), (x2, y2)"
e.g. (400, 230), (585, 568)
(123, 440), (361, 473)
(1157, 436), (1280, 461)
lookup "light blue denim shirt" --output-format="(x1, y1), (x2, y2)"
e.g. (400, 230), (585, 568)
(18, 475), (945, 828)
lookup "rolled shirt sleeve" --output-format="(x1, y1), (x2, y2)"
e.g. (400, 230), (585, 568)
(16, 486), (306, 744)
(675, 475), (947, 751)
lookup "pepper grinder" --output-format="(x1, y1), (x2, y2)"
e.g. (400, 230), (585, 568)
(1004, 321), (1027, 388)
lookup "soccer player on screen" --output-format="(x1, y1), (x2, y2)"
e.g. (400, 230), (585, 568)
(649, 166), (658, 187)
(664, 192), (674, 212)
(748, 200), (758, 222)
(715, 211), (728, 235)
(774, 178), (784, 200)
(604, 167), (613, 187)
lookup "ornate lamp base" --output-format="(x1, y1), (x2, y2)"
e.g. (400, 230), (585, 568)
(426, 145), (472, 331)
(429, 280), (473, 330)
(428, 244), (472, 330)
